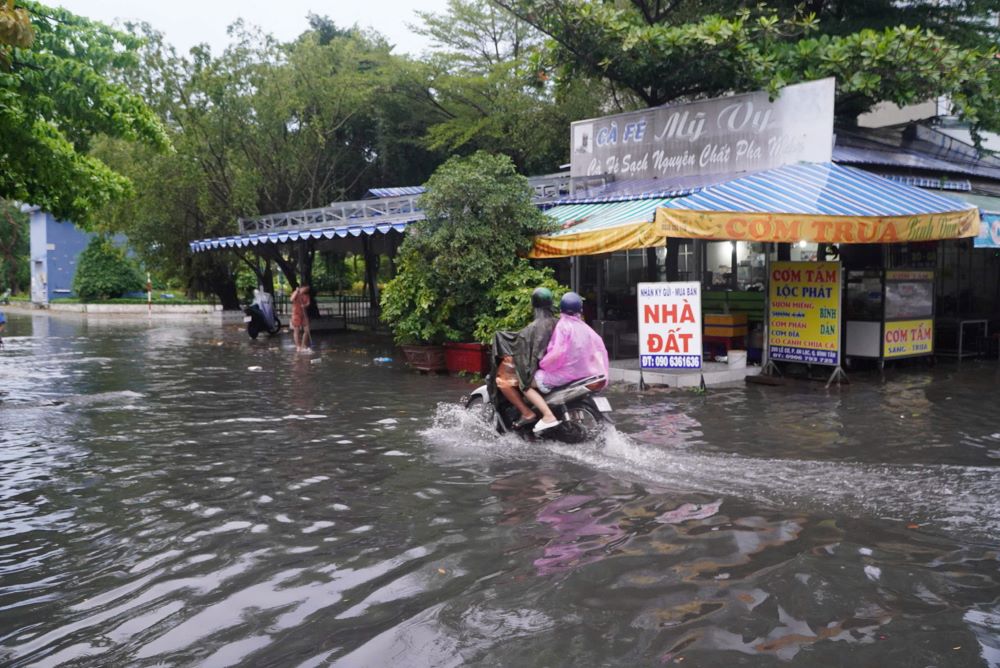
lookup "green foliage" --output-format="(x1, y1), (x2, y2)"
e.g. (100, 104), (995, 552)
(0, 2), (169, 227)
(380, 151), (556, 344)
(0, 200), (29, 293)
(411, 0), (604, 174)
(72, 237), (144, 301)
(97, 20), (414, 306)
(472, 260), (567, 342)
(496, 0), (1000, 133)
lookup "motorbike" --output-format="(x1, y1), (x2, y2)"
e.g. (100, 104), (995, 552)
(464, 331), (612, 443)
(244, 290), (281, 339)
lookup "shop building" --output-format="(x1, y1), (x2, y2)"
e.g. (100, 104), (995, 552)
(192, 77), (997, 374)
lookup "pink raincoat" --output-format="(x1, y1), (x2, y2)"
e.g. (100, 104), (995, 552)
(534, 314), (609, 390)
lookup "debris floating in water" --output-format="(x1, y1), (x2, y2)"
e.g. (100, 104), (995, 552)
(373, 357), (392, 363)
(247, 366), (263, 371)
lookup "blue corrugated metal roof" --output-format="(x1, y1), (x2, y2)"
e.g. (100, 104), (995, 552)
(659, 162), (974, 216)
(832, 145), (1000, 180)
(547, 173), (735, 205)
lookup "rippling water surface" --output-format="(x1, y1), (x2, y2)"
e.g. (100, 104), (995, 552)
(1, 312), (999, 667)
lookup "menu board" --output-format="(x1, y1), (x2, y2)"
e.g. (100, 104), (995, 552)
(882, 270), (934, 358)
(884, 271), (934, 320)
(768, 261), (842, 366)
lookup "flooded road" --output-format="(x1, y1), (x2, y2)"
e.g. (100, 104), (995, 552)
(1, 312), (999, 667)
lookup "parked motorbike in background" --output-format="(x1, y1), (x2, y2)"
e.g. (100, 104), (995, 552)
(464, 331), (612, 443)
(244, 288), (281, 339)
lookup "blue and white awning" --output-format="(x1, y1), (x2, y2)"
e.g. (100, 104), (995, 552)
(189, 216), (421, 253)
(365, 186), (425, 199)
(655, 162), (979, 244)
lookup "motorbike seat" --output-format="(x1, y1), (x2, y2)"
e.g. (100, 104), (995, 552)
(543, 374), (607, 395)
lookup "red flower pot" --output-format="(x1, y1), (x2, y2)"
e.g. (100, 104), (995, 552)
(443, 342), (490, 374)
(400, 344), (447, 372)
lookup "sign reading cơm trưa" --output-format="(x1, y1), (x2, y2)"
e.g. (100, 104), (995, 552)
(638, 282), (702, 370)
(768, 262), (841, 366)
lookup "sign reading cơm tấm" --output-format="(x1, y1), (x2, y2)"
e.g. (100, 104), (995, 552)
(768, 261), (841, 366)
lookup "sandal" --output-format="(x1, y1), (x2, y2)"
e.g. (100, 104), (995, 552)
(513, 415), (538, 429)
(533, 418), (561, 434)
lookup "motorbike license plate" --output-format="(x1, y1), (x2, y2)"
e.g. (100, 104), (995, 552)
(593, 397), (612, 412)
(243, 316), (253, 323)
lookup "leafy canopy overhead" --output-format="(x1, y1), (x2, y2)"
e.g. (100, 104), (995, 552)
(495, 0), (1000, 132)
(0, 1), (169, 226)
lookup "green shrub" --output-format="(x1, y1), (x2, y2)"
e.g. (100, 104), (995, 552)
(381, 151), (559, 344)
(73, 237), (144, 301)
(473, 261), (566, 342)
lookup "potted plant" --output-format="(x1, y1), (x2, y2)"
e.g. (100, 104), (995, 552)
(380, 252), (450, 372)
(381, 152), (559, 374)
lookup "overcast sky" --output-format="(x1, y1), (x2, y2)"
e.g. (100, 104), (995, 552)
(55, 0), (451, 56)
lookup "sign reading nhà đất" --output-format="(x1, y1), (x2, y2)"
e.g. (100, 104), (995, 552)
(570, 79), (834, 181)
(768, 262), (841, 366)
(638, 282), (702, 370)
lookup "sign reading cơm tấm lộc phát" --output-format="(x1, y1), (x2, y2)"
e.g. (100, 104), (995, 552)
(570, 79), (834, 181)
(768, 261), (841, 366)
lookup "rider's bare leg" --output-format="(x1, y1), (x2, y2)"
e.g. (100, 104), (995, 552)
(499, 384), (535, 419)
(523, 387), (557, 423)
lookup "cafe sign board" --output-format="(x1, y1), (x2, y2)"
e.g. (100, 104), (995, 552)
(638, 282), (702, 370)
(570, 78), (834, 180)
(768, 261), (842, 366)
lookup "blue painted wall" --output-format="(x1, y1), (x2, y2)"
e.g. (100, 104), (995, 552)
(29, 210), (96, 305)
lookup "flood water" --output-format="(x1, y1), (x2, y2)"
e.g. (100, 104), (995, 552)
(2, 311), (999, 667)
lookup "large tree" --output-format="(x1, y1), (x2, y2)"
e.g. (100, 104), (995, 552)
(409, 0), (606, 174)
(494, 0), (1000, 133)
(98, 18), (413, 306)
(0, 1), (168, 226)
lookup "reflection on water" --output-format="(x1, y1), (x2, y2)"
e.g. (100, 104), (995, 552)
(1, 312), (999, 667)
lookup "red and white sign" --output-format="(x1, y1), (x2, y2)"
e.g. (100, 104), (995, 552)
(638, 282), (702, 370)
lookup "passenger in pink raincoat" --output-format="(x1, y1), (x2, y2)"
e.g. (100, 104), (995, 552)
(533, 292), (610, 397)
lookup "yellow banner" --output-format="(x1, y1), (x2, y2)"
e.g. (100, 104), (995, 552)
(769, 261), (841, 366)
(883, 319), (934, 358)
(529, 221), (665, 259)
(655, 208), (979, 243)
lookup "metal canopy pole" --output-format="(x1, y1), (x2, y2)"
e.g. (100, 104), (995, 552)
(761, 242), (781, 377)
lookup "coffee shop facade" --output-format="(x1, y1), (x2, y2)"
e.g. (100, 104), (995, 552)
(531, 78), (995, 365)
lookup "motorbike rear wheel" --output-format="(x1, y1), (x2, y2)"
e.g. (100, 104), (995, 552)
(559, 402), (602, 443)
(465, 395), (498, 430)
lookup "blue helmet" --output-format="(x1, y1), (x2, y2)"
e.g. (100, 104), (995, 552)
(559, 291), (583, 315)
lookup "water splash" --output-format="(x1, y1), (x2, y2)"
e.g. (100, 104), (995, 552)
(428, 402), (1000, 540)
